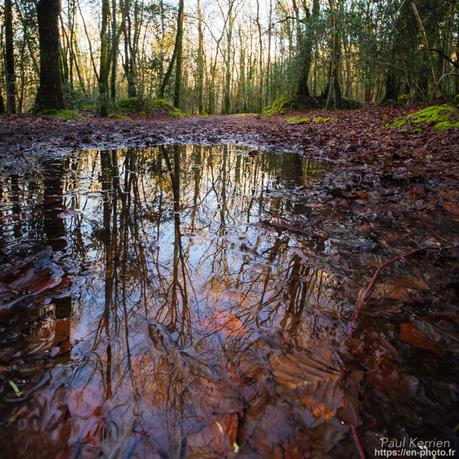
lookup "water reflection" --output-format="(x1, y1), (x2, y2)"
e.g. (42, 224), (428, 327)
(0, 145), (350, 457)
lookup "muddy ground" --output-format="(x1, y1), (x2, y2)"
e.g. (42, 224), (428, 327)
(0, 108), (458, 458)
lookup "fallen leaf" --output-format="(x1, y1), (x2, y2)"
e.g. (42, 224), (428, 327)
(271, 350), (343, 421)
(375, 276), (429, 301)
(400, 322), (438, 351)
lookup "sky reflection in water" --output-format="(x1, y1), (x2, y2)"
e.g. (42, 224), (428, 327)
(0, 144), (351, 458)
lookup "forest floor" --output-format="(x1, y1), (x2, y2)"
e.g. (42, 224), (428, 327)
(1, 105), (458, 170)
(0, 107), (458, 458)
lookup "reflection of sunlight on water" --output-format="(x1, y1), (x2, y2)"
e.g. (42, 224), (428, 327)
(0, 144), (352, 457)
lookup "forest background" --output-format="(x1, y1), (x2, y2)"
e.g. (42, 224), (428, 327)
(0, 0), (458, 117)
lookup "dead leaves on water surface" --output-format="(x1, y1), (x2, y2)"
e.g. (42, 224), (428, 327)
(0, 249), (71, 311)
(400, 314), (459, 354)
(270, 350), (343, 422)
(375, 275), (429, 301)
(141, 323), (358, 458)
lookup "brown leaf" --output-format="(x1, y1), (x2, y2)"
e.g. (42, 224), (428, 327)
(375, 276), (429, 301)
(270, 350), (343, 421)
(443, 200), (459, 215)
(400, 322), (438, 351)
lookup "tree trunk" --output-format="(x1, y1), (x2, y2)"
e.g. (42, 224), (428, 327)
(223, 0), (235, 114)
(35, 0), (65, 111)
(173, 0), (184, 109)
(382, 62), (399, 103)
(255, 0), (263, 111)
(325, 0), (342, 109)
(197, 0), (205, 113)
(410, 0), (442, 99)
(456, 17), (459, 95)
(110, 0), (118, 99)
(295, 0), (319, 102)
(5, 0), (17, 114)
(0, 93), (5, 114)
(99, 0), (110, 116)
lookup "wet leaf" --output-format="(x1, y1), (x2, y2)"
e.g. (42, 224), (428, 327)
(400, 322), (439, 351)
(375, 276), (429, 301)
(270, 350), (343, 421)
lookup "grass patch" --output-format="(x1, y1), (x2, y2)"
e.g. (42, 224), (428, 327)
(287, 115), (336, 125)
(386, 105), (459, 131)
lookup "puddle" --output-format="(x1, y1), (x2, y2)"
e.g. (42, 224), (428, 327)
(1, 144), (456, 457)
(0, 144), (357, 456)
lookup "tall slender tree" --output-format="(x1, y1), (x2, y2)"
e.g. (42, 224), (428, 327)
(5, 0), (17, 113)
(99, 0), (111, 116)
(173, 0), (184, 108)
(325, 0), (342, 109)
(196, 0), (205, 113)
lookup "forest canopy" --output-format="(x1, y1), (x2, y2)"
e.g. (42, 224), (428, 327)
(0, 0), (458, 116)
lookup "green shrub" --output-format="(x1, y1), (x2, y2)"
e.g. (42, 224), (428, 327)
(454, 94), (459, 108)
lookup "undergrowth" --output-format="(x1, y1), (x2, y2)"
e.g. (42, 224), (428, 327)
(262, 96), (360, 117)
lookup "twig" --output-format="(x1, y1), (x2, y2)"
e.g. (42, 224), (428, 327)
(347, 247), (427, 336)
(351, 424), (366, 459)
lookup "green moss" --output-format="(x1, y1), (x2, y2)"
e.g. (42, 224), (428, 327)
(287, 115), (336, 124)
(386, 104), (459, 130)
(386, 118), (408, 128)
(397, 94), (410, 105)
(115, 97), (184, 117)
(433, 120), (459, 130)
(410, 105), (454, 124)
(314, 116), (336, 122)
(262, 96), (288, 117)
(39, 109), (82, 120)
(287, 116), (311, 124)
(169, 106), (184, 118)
(109, 113), (132, 120)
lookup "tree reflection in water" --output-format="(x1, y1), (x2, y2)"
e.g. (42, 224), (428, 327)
(0, 145), (352, 458)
